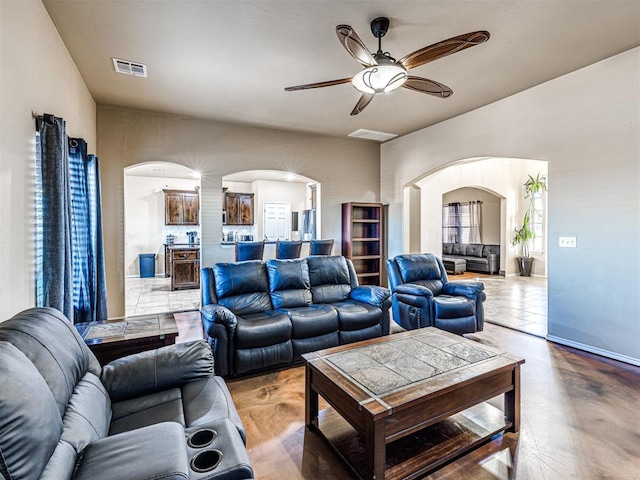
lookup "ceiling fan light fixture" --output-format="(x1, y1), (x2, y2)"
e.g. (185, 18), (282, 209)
(352, 59), (407, 94)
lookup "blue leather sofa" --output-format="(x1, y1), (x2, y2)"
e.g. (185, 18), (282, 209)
(0, 307), (253, 480)
(201, 256), (391, 377)
(387, 254), (486, 335)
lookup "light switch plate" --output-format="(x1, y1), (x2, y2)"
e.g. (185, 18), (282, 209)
(559, 236), (577, 248)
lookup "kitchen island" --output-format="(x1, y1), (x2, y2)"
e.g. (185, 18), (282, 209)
(164, 244), (200, 291)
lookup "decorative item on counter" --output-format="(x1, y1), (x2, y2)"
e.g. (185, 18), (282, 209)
(186, 231), (198, 244)
(165, 234), (175, 246)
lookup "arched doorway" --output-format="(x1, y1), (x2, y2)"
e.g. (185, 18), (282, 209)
(123, 162), (201, 316)
(404, 157), (549, 337)
(405, 157), (548, 277)
(222, 169), (321, 259)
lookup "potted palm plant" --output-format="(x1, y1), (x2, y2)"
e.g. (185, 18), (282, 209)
(512, 173), (547, 276)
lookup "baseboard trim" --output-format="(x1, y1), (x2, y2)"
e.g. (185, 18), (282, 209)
(546, 335), (640, 367)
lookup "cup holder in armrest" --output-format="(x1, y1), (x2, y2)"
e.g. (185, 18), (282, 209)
(190, 449), (223, 473)
(187, 428), (217, 449)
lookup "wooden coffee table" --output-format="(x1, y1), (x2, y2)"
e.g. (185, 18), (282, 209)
(302, 327), (524, 480)
(75, 313), (179, 364)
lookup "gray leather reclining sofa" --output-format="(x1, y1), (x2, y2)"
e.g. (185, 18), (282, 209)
(442, 243), (500, 274)
(201, 255), (391, 377)
(0, 307), (253, 480)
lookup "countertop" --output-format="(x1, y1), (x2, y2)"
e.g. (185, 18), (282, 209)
(220, 240), (310, 246)
(164, 243), (200, 249)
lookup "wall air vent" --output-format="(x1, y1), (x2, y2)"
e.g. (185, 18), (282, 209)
(112, 58), (147, 77)
(348, 129), (398, 142)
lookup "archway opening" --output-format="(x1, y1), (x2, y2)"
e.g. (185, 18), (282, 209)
(404, 156), (548, 337)
(123, 162), (201, 316)
(222, 169), (322, 251)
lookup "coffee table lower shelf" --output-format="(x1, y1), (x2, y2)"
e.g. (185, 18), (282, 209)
(312, 401), (510, 480)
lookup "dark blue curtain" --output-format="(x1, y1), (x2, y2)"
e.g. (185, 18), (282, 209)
(35, 115), (74, 320)
(36, 115), (108, 323)
(68, 139), (108, 323)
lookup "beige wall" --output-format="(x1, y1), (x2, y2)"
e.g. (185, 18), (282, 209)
(97, 106), (380, 316)
(0, 1), (96, 320)
(381, 48), (640, 364)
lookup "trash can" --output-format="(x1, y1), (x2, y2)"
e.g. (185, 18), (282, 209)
(139, 253), (156, 278)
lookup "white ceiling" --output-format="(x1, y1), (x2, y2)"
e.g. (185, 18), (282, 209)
(43, 0), (640, 141)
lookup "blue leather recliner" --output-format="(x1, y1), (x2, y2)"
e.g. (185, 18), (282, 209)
(387, 254), (486, 335)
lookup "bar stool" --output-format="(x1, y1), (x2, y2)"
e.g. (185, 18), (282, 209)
(310, 239), (334, 255)
(235, 241), (265, 262)
(275, 240), (303, 259)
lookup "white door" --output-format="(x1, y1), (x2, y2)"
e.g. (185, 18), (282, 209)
(263, 203), (290, 241)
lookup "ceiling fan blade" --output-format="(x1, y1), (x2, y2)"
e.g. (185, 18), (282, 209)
(336, 25), (377, 67)
(350, 93), (374, 116)
(284, 78), (352, 91)
(399, 31), (490, 70)
(402, 76), (453, 98)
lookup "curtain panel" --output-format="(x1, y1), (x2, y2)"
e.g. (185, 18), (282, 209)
(68, 139), (108, 323)
(35, 115), (74, 320)
(35, 115), (108, 323)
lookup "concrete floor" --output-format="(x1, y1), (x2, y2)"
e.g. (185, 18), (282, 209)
(225, 324), (639, 480)
(162, 275), (638, 480)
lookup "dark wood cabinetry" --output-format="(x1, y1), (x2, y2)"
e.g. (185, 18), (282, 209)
(342, 202), (384, 286)
(224, 192), (254, 225)
(169, 247), (200, 291)
(164, 189), (199, 225)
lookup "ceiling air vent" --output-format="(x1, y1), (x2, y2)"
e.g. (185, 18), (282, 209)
(348, 129), (398, 142)
(112, 58), (147, 77)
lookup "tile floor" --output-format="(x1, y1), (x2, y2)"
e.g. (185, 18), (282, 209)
(126, 273), (548, 338)
(125, 276), (200, 316)
(455, 273), (548, 337)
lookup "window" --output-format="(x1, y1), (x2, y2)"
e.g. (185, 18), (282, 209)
(530, 191), (544, 252)
(35, 131), (44, 306)
(442, 201), (482, 244)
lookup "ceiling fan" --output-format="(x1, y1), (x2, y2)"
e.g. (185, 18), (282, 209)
(284, 17), (489, 116)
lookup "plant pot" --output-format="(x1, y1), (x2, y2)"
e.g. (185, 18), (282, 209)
(516, 256), (534, 277)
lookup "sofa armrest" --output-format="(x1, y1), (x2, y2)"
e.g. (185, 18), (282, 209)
(74, 422), (188, 480)
(443, 281), (485, 299)
(200, 304), (238, 377)
(393, 283), (434, 299)
(201, 304), (238, 336)
(350, 285), (390, 307)
(101, 340), (214, 402)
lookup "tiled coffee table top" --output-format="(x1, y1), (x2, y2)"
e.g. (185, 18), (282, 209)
(325, 329), (497, 396)
(79, 314), (169, 342)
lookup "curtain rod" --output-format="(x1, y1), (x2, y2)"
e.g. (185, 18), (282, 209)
(442, 200), (483, 206)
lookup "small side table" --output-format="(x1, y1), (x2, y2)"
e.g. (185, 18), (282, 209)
(75, 313), (179, 365)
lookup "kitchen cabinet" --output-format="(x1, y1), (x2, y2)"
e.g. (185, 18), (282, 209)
(164, 189), (199, 225)
(342, 202), (385, 286)
(224, 192), (254, 225)
(169, 247), (200, 291)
